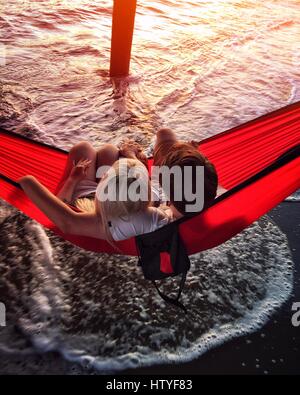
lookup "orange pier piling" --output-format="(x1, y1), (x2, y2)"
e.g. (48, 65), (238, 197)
(110, 0), (137, 77)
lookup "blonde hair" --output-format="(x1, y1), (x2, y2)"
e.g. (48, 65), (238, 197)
(75, 197), (96, 213)
(95, 158), (151, 242)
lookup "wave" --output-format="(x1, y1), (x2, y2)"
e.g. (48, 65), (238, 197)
(285, 190), (300, 202)
(0, 202), (293, 373)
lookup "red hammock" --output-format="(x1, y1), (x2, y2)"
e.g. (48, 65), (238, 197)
(1, 101), (300, 255)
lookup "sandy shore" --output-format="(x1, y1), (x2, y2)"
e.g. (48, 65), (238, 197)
(123, 202), (300, 375)
(0, 202), (299, 375)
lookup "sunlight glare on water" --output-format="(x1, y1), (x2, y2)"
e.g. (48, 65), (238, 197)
(1, 0), (300, 148)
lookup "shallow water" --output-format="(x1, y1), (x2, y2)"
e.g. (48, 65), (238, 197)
(1, 0), (300, 147)
(0, 0), (299, 373)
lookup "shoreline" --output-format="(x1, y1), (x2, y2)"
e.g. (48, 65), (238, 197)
(123, 201), (300, 375)
(0, 202), (299, 375)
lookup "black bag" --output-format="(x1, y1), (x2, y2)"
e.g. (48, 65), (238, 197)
(135, 221), (190, 312)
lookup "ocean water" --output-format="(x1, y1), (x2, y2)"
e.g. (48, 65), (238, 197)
(0, 0), (299, 373)
(1, 0), (300, 146)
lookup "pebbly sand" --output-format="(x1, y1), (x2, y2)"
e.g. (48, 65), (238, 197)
(0, 199), (297, 375)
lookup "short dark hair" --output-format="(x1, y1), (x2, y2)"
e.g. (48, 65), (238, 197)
(159, 142), (218, 215)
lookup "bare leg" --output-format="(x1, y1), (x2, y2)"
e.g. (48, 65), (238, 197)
(96, 144), (120, 179)
(56, 141), (97, 193)
(154, 128), (178, 151)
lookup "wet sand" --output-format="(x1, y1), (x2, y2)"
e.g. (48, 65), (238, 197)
(123, 202), (300, 375)
(0, 201), (299, 375)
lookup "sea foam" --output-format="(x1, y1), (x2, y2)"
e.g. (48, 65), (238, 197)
(0, 201), (293, 373)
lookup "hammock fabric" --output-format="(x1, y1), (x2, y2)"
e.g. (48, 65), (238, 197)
(1, 101), (300, 256)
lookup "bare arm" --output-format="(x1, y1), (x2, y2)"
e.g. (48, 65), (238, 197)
(19, 175), (106, 239)
(56, 176), (78, 203)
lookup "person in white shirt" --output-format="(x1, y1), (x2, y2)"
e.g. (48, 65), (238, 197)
(19, 140), (173, 243)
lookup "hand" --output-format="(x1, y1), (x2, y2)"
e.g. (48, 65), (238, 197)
(69, 158), (92, 182)
(119, 140), (142, 159)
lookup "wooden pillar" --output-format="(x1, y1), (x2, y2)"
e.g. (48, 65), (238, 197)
(110, 0), (137, 77)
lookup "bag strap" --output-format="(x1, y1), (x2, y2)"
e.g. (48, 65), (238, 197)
(152, 272), (188, 313)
